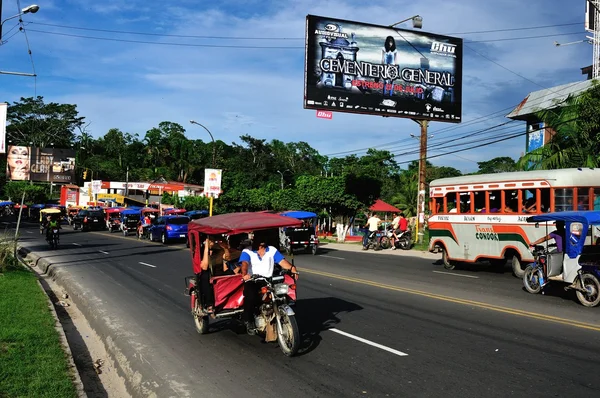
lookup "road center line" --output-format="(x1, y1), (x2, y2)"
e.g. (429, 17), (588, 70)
(72, 243), (82, 246)
(320, 255), (345, 260)
(302, 267), (600, 332)
(432, 270), (479, 279)
(139, 262), (157, 268)
(98, 250), (110, 255)
(328, 328), (408, 357)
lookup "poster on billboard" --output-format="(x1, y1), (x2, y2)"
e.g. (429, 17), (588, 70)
(5, 145), (31, 181)
(304, 15), (463, 123)
(0, 103), (7, 154)
(29, 147), (76, 183)
(204, 168), (222, 197)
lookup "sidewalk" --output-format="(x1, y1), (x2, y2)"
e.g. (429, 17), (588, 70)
(319, 241), (441, 260)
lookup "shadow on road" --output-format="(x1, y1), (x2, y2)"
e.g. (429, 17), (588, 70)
(294, 297), (363, 356)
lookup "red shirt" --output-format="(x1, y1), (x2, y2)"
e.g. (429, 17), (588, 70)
(399, 218), (408, 231)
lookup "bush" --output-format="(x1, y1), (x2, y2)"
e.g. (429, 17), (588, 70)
(0, 233), (18, 273)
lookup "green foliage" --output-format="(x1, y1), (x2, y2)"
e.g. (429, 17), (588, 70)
(518, 80), (600, 170)
(476, 157), (517, 174)
(2, 181), (48, 204)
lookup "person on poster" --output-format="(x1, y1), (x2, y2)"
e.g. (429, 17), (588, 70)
(6, 145), (30, 180)
(381, 36), (397, 96)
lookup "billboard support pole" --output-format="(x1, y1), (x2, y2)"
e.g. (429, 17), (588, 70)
(209, 195), (213, 217)
(415, 119), (428, 245)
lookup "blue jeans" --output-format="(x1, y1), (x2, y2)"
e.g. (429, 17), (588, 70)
(362, 228), (372, 247)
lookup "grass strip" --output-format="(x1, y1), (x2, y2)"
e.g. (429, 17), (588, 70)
(0, 266), (77, 398)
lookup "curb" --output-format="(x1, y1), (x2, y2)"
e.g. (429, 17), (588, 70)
(15, 254), (86, 398)
(320, 242), (440, 260)
(18, 245), (167, 398)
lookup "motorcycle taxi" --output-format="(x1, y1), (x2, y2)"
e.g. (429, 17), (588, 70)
(104, 207), (123, 232)
(39, 208), (62, 248)
(120, 209), (141, 236)
(67, 206), (81, 225)
(184, 212), (302, 356)
(523, 211), (600, 307)
(279, 210), (319, 255)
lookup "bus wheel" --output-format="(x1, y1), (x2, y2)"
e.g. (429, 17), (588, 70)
(442, 248), (455, 270)
(512, 256), (525, 278)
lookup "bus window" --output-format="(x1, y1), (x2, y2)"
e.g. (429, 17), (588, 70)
(447, 193), (458, 213)
(473, 191), (485, 212)
(555, 188), (573, 212)
(594, 189), (600, 210)
(577, 187), (591, 210)
(503, 190), (519, 213)
(540, 188), (550, 212)
(432, 197), (443, 214)
(459, 192), (471, 213)
(489, 191), (501, 213)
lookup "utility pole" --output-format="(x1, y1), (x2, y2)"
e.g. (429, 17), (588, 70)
(415, 119), (429, 245)
(125, 166), (129, 198)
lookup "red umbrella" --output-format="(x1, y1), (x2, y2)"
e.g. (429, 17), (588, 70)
(369, 199), (400, 213)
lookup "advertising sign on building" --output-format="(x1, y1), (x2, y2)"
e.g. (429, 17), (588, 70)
(0, 103), (7, 154)
(204, 168), (222, 197)
(5, 145), (31, 181)
(304, 15), (463, 123)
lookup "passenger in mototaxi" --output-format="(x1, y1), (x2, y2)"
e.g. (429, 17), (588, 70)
(197, 234), (247, 313)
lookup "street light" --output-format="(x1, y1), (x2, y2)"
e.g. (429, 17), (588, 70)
(389, 15), (423, 29)
(276, 169), (290, 190)
(189, 120), (216, 167)
(1, 4), (40, 41)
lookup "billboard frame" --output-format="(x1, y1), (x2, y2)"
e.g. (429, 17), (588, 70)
(303, 15), (463, 123)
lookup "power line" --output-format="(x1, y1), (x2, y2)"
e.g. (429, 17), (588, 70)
(15, 0), (37, 94)
(27, 20), (582, 40)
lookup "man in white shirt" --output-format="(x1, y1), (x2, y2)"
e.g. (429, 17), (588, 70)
(239, 238), (297, 334)
(363, 213), (381, 249)
(390, 212), (401, 250)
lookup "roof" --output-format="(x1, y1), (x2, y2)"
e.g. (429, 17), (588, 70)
(370, 199), (400, 213)
(280, 210), (317, 219)
(429, 168), (600, 188)
(188, 212), (302, 235)
(506, 80), (594, 120)
(527, 211), (600, 225)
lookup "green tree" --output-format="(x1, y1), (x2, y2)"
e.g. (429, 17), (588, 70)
(476, 157), (517, 174)
(6, 96), (85, 148)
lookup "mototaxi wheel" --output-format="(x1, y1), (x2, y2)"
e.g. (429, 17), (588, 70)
(379, 236), (391, 250)
(576, 273), (600, 307)
(442, 247), (456, 270)
(523, 265), (542, 294)
(193, 294), (209, 334)
(277, 310), (300, 357)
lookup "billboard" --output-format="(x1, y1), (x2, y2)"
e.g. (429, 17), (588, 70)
(586, 1), (597, 32)
(5, 145), (31, 181)
(304, 15), (463, 123)
(29, 147), (76, 183)
(526, 122), (545, 153)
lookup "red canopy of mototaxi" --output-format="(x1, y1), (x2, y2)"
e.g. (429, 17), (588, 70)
(188, 212), (302, 235)
(369, 199), (401, 213)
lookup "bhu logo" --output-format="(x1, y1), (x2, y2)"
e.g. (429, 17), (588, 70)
(316, 110), (333, 119)
(431, 42), (456, 55)
(425, 103), (432, 112)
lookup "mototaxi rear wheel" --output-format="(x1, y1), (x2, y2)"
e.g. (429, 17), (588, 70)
(193, 294), (209, 334)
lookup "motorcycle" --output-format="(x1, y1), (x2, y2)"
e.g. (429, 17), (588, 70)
(379, 226), (412, 250)
(362, 228), (383, 251)
(522, 212), (600, 307)
(47, 228), (60, 249)
(185, 211), (302, 356)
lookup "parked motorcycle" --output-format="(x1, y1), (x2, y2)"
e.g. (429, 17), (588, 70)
(363, 229), (381, 251)
(379, 226), (412, 250)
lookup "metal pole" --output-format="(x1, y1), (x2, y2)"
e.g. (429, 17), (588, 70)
(415, 120), (428, 244)
(0, 0), (4, 40)
(209, 195), (213, 217)
(190, 120), (216, 167)
(14, 189), (26, 241)
(125, 166), (129, 197)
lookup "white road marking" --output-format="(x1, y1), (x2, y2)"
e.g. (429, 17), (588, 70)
(139, 262), (156, 268)
(432, 270), (479, 279)
(328, 328), (408, 357)
(321, 255), (345, 260)
(1, 222), (9, 225)
(72, 243), (82, 246)
(98, 250), (110, 255)
(26, 231), (33, 234)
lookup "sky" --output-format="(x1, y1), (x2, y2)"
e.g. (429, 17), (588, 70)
(0, 0), (592, 173)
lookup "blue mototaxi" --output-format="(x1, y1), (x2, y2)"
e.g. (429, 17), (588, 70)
(280, 210), (319, 255)
(523, 211), (600, 307)
(185, 210), (209, 220)
(120, 208), (141, 236)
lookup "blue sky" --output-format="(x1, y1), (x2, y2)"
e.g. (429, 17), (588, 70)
(1, 0), (591, 173)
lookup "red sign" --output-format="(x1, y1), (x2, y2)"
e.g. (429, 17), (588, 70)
(316, 110), (333, 119)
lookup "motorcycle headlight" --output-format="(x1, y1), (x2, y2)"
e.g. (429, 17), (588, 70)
(274, 283), (289, 296)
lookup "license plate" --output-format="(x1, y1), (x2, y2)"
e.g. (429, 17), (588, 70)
(179, 234), (186, 238)
(93, 219), (98, 222)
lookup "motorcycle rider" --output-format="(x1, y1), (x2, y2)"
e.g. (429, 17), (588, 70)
(240, 236), (298, 335)
(363, 212), (381, 250)
(46, 215), (61, 242)
(390, 212), (401, 250)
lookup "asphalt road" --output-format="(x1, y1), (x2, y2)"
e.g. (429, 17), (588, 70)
(8, 218), (600, 398)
